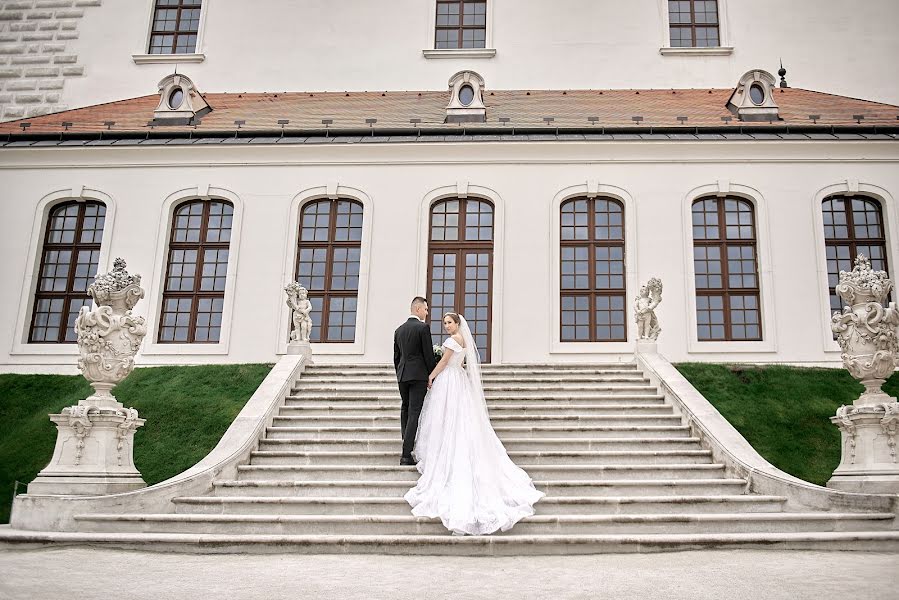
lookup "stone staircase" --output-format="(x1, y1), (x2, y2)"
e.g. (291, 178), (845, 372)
(52, 363), (898, 553)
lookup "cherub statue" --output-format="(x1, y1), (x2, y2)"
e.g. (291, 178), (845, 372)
(634, 277), (663, 340)
(285, 282), (312, 342)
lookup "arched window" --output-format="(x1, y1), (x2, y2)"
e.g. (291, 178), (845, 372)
(295, 199), (363, 343)
(30, 201), (106, 343)
(428, 198), (493, 361)
(692, 196), (761, 341)
(822, 195), (889, 312)
(158, 199), (232, 343)
(560, 197), (627, 342)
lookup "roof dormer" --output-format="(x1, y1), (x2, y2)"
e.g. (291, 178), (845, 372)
(151, 73), (211, 125)
(445, 70), (486, 123)
(726, 69), (780, 122)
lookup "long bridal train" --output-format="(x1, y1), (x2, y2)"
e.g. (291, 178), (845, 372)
(405, 329), (544, 536)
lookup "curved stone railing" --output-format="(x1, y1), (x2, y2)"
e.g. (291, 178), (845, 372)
(9, 354), (307, 531)
(636, 350), (899, 521)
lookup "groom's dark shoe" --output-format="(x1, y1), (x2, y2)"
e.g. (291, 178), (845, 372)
(400, 457), (416, 466)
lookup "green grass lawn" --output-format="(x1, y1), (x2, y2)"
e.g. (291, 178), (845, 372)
(0, 363), (271, 524)
(675, 363), (899, 486)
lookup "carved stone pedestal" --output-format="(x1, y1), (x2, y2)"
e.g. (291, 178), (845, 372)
(287, 340), (312, 361)
(635, 340), (658, 355)
(29, 402), (146, 495)
(828, 401), (899, 494)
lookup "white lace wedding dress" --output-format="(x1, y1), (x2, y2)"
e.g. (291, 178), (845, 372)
(404, 321), (544, 535)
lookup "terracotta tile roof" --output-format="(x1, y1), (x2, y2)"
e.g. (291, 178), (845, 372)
(2, 87), (898, 136)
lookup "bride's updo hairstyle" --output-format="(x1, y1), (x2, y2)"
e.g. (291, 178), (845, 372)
(443, 312), (461, 325)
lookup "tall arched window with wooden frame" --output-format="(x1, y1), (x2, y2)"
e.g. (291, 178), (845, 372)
(29, 200), (106, 343)
(428, 198), (494, 362)
(692, 196), (762, 341)
(560, 197), (627, 342)
(158, 199), (232, 343)
(822, 195), (889, 313)
(295, 198), (363, 343)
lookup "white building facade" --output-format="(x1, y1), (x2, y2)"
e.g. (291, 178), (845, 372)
(0, 1), (898, 372)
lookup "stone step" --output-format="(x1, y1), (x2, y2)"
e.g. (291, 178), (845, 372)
(292, 384), (655, 394)
(173, 494), (787, 516)
(278, 404), (675, 417)
(71, 512), (895, 537)
(269, 415), (683, 428)
(256, 437), (703, 453)
(284, 395), (668, 406)
(299, 375), (650, 384)
(243, 450), (714, 469)
(240, 462), (726, 480)
(263, 425), (694, 440)
(305, 364), (639, 373)
(213, 479), (746, 498)
(6, 529), (898, 554)
(289, 388), (661, 399)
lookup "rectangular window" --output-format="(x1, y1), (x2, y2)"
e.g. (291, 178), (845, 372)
(435, 1), (487, 49)
(668, 0), (719, 48)
(148, 0), (202, 54)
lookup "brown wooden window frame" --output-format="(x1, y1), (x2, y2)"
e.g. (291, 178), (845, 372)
(29, 200), (106, 344)
(692, 196), (763, 342)
(435, 0), (487, 49)
(668, 0), (720, 48)
(158, 199), (232, 344)
(559, 196), (627, 343)
(822, 195), (889, 314)
(148, 0), (203, 55)
(295, 198), (364, 344)
(427, 198), (494, 362)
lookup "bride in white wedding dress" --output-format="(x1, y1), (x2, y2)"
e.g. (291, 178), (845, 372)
(404, 312), (544, 535)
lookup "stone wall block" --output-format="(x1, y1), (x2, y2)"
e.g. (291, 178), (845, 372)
(38, 21), (60, 30)
(15, 92), (42, 103)
(60, 65), (82, 76)
(6, 79), (35, 90)
(54, 30), (77, 40)
(4, 1), (35, 9)
(52, 53), (75, 64)
(0, 68), (23, 78)
(25, 10), (53, 20)
(35, 0), (74, 7)
(59, 20), (75, 30)
(38, 78), (62, 89)
(24, 66), (58, 77)
(0, 93), (13, 103)
(53, 8), (83, 18)
(73, 0), (101, 6)
(25, 104), (50, 116)
(41, 42), (65, 52)
(11, 54), (49, 64)
(0, 44), (25, 54)
(43, 91), (59, 102)
(2, 105), (26, 119)
(0, 33), (19, 43)
(0, 12), (25, 21)
(21, 32), (53, 41)
(8, 21), (37, 31)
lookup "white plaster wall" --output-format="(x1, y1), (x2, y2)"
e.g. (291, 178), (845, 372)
(56, 0), (899, 113)
(1, 140), (897, 372)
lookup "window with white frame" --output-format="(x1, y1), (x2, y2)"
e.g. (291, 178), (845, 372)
(668, 0), (720, 47)
(148, 0), (202, 54)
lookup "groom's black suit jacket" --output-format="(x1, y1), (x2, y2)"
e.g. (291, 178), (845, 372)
(394, 317), (437, 382)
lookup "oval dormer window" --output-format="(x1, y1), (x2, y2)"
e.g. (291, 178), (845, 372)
(168, 87), (184, 110)
(749, 83), (765, 106)
(458, 84), (475, 107)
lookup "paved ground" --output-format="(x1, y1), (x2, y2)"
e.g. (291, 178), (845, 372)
(0, 548), (896, 600)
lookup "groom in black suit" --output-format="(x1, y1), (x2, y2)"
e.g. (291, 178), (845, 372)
(394, 296), (438, 465)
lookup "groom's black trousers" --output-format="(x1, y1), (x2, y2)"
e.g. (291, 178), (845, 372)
(399, 380), (428, 460)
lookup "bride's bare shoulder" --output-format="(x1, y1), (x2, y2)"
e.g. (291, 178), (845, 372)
(451, 333), (465, 347)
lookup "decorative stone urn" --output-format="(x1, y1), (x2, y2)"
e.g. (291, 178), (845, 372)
(827, 254), (899, 494)
(29, 258), (148, 496)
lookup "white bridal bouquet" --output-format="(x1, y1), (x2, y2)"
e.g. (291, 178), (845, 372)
(433, 344), (443, 362)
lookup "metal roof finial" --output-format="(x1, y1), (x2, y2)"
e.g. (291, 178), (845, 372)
(778, 60), (788, 88)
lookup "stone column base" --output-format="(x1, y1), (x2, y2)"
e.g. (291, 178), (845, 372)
(287, 341), (312, 362)
(28, 405), (146, 496)
(827, 401), (899, 495)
